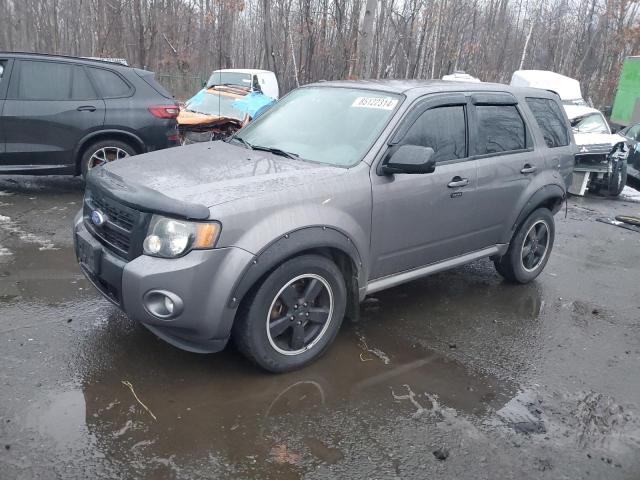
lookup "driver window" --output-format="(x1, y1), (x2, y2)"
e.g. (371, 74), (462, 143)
(400, 105), (467, 162)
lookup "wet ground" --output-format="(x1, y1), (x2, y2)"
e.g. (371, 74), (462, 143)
(1, 175), (639, 480)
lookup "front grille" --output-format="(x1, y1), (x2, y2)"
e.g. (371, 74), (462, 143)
(83, 188), (149, 260)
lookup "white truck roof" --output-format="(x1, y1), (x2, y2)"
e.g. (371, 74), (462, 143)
(510, 70), (583, 102)
(213, 68), (274, 75)
(442, 71), (481, 83)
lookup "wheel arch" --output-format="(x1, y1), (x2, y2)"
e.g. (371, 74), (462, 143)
(228, 226), (365, 323)
(502, 184), (565, 244)
(74, 130), (146, 175)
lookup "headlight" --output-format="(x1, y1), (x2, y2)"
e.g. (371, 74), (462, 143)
(143, 215), (221, 258)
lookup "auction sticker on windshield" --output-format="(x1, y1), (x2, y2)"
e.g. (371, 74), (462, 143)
(352, 97), (398, 110)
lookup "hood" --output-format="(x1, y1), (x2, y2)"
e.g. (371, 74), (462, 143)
(100, 141), (346, 210)
(573, 132), (626, 149)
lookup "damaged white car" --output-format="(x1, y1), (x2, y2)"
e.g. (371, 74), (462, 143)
(511, 70), (628, 196)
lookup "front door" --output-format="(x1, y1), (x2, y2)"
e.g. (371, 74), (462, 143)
(370, 94), (484, 279)
(2, 59), (105, 170)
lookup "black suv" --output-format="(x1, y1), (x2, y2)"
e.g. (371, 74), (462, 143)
(0, 53), (179, 177)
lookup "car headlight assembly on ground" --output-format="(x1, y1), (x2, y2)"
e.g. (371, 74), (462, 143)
(143, 216), (221, 258)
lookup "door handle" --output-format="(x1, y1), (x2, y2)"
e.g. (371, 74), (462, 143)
(447, 176), (469, 188)
(521, 164), (537, 174)
(77, 105), (97, 112)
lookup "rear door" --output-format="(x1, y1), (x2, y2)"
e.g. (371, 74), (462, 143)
(2, 59), (105, 169)
(0, 58), (13, 157)
(525, 96), (574, 185)
(470, 94), (543, 247)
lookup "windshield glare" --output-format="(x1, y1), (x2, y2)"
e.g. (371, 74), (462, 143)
(235, 87), (400, 166)
(570, 113), (609, 134)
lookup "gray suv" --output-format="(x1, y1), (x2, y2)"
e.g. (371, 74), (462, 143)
(74, 80), (575, 372)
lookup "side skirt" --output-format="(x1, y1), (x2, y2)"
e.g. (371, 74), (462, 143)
(364, 244), (508, 296)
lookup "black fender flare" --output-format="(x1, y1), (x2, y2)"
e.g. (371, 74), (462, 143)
(74, 129), (146, 165)
(227, 226), (365, 309)
(503, 184), (565, 244)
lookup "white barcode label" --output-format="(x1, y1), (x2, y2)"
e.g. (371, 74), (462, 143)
(351, 97), (398, 110)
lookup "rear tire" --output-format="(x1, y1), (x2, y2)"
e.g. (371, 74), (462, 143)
(233, 254), (347, 373)
(80, 139), (136, 178)
(494, 208), (555, 284)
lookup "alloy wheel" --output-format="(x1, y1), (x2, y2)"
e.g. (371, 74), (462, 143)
(87, 146), (130, 169)
(521, 220), (550, 272)
(266, 274), (334, 356)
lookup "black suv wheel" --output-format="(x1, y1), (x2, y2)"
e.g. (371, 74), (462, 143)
(80, 139), (136, 178)
(233, 254), (347, 373)
(494, 208), (555, 284)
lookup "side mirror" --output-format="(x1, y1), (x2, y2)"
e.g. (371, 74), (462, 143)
(381, 145), (436, 175)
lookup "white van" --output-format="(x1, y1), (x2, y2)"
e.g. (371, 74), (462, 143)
(206, 69), (279, 100)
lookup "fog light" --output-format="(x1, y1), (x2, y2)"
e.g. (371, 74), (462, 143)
(143, 290), (183, 319)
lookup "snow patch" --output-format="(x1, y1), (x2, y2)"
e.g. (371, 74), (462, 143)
(620, 186), (640, 203)
(0, 214), (58, 251)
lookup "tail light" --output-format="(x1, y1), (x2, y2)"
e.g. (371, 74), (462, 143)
(149, 105), (180, 119)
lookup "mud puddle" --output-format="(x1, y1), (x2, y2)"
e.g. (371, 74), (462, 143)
(17, 312), (515, 478)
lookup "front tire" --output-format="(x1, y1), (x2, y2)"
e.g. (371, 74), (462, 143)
(233, 254), (347, 373)
(494, 208), (555, 284)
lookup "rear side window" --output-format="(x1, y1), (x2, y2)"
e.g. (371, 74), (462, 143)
(400, 105), (467, 162)
(475, 105), (526, 155)
(526, 98), (569, 148)
(89, 67), (132, 98)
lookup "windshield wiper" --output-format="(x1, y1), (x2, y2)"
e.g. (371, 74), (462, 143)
(226, 138), (299, 159)
(251, 145), (299, 159)
(228, 136), (253, 150)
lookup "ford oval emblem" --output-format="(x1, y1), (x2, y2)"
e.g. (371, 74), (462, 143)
(91, 210), (106, 227)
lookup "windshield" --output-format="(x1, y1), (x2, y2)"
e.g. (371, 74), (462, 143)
(207, 71), (252, 88)
(570, 112), (610, 134)
(184, 90), (246, 120)
(235, 87), (401, 166)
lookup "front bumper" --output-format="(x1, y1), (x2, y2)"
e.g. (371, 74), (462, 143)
(74, 212), (253, 353)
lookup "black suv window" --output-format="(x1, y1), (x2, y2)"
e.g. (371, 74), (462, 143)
(15, 61), (96, 101)
(526, 98), (569, 148)
(475, 105), (526, 155)
(89, 67), (132, 98)
(71, 66), (97, 100)
(17, 60), (74, 100)
(401, 105), (467, 162)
